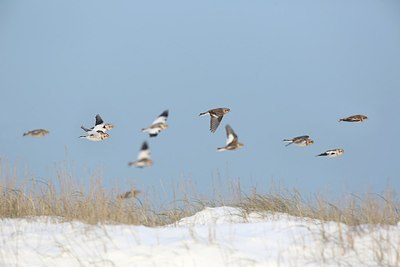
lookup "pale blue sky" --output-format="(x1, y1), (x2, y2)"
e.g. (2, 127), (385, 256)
(1, 0), (400, 202)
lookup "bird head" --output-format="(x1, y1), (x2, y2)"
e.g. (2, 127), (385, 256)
(223, 108), (231, 114)
(104, 124), (114, 131)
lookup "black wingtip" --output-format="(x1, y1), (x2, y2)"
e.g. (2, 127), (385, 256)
(141, 141), (149, 150)
(81, 125), (90, 132)
(149, 133), (158, 137)
(95, 114), (104, 125)
(225, 124), (235, 135)
(159, 110), (169, 118)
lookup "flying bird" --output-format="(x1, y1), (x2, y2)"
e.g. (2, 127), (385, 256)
(142, 110), (169, 137)
(79, 131), (109, 141)
(81, 114), (114, 134)
(283, 135), (314, 147)
(128, 141), (153, 168)
(117, 188), (141, 200)
(217, 124), (244, 152)
(199, 107), (230, 133)
(23, 129), (49, 137)
(317, 149), (344, 157)
(339, 114), (368, 123)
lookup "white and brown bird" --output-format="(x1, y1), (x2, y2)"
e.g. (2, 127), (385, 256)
(199, 107), (230, 133)
(79, 130), (109, 141)
(217, 124), (244, 152)
(128, 141), (153, 168)
(23, 129), (49, 137)
(339, 114), (368, 123)
(81, 114), (114, 134)
(283, 135), (314, 147)
(142, 110), (169, 137)
(317, 149), (344, 157)
(117, 188), (141, 200)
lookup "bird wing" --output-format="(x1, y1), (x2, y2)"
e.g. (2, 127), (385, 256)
(292, 135), (310, 143)
(81, 125), (93, 132)
(95, 114), (104, 126)
(340, 115), (361, 122)
(293, 135), (309, 141)
(151, 110), (168, 125)
(225, 124), (238, 145)
(137, 142), (151, 160)
(319, 150), (336, 157)
(210, 116), (223, 133)
(90, 125), (105, 133)
(326, 150), (336, 156)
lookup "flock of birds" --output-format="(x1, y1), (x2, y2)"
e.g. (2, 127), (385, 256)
(283, 113), (367, 157)
(22, 108), (368, 199)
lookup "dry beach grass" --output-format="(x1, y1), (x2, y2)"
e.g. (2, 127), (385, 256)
(0, 161), (399, 227)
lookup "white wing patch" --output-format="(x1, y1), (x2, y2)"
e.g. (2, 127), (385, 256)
(225, 125), (237, 145)
(152, 115), (167, 125)
(138, 147), (151, 160)
(89, 125), (105, 134)
(226, 132), (235, 145)
(327, 150), (339, 157)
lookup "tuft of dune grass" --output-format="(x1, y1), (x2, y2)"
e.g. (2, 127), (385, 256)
(237, 190), (400, 226)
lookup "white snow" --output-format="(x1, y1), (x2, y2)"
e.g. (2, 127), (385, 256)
(0, 207), (399, 267)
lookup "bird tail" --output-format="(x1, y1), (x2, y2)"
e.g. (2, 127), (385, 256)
(217, 147), (227, 152)
(199, 112), (208, 116)
(23, 133), (28, 136)
(283, 140), (293, 146)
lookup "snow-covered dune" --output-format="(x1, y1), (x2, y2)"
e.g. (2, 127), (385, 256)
(0, 207), (399, 267)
